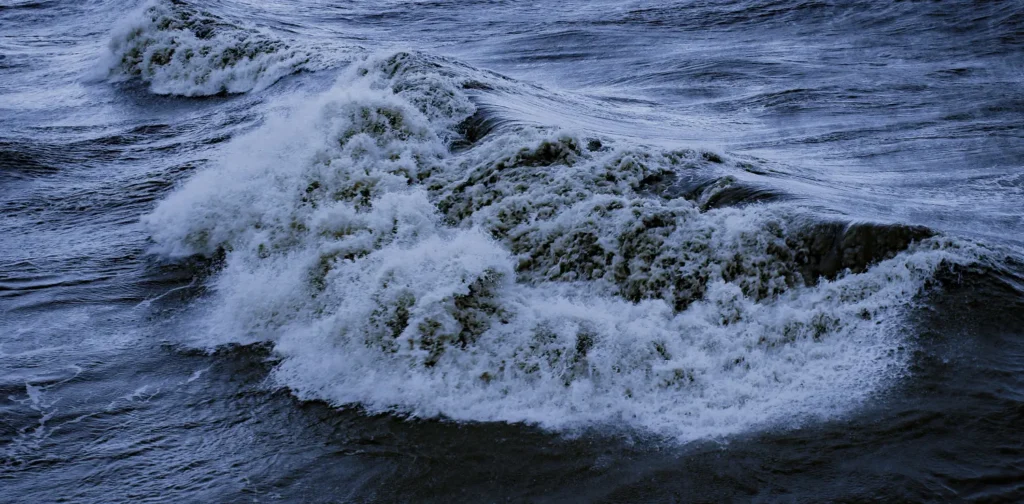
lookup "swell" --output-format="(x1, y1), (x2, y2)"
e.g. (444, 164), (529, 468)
(142, 50), (992, 441)
(600, 0), (1022, 48)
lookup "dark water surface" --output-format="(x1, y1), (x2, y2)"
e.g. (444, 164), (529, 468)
(2, 0), (1023, 502)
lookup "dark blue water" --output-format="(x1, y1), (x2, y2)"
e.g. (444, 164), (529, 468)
(2, 1), (1023, 501)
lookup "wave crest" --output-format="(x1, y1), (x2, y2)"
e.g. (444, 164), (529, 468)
(102, 0), (320, 96)
(145, 52), (982, 441)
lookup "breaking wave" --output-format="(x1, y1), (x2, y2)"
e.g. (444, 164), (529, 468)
(101, 0), (322, 96)
(144, 51), (983, 441)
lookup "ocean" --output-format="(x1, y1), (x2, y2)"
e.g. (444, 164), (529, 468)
(2, 0), (1023, 501)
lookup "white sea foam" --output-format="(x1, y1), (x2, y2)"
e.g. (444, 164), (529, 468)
(144, 51), (981, 441)
(101, 0), (321, 96)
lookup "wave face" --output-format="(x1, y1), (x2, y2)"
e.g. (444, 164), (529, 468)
(102, 0), (320, 96)
(143, 52), (980, 441)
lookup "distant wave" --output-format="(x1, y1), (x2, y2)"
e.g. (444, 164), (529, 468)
(144, 51), (985, 441)
(101, 0), (321, 96)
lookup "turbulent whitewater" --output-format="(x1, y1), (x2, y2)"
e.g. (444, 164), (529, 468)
(4, 0), (1023, 500)
(102, 0), (321, 96)
(142, 52), (982, 440)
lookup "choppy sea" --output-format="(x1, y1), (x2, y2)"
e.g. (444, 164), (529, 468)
(2, 0), (1023, 501)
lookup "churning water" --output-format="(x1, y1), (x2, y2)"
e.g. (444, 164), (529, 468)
(2, 0), (1023, 501)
